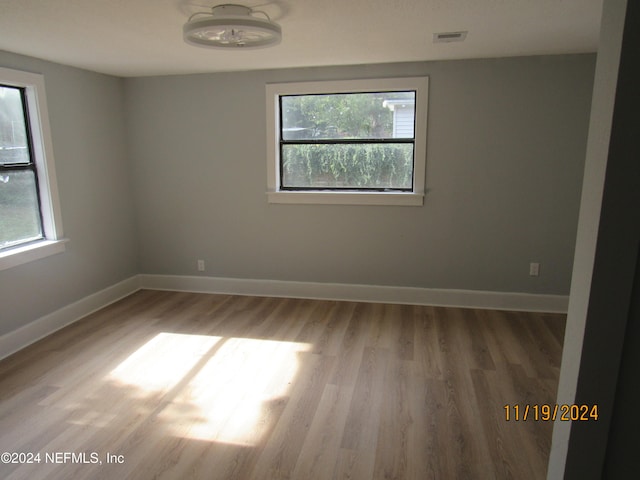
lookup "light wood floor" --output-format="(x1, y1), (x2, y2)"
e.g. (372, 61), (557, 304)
(0, 290), (565, 479)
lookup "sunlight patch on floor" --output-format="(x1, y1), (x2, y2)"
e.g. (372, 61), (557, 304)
(163, 337), (310, 445)
(107, 332), (310, 446)
(109, 332), (222, 393)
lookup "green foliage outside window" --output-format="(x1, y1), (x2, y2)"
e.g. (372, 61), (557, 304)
(282, 143), (413, 189)
(280, 91), (415, 189)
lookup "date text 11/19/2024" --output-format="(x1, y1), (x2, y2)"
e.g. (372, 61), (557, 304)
(504, 404), (599, 422)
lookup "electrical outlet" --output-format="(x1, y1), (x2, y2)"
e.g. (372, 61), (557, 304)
(529, 262), (540, 277)
(197, 259), (205, 272)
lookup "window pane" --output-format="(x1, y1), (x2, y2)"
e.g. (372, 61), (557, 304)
(0, 170), (43, 248)
(282, 143), (413, 189)
(281, 91), (415, 141)
(0, 86), (30, 165)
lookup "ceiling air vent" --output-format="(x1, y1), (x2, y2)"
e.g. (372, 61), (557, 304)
(433, 31), (468, 43)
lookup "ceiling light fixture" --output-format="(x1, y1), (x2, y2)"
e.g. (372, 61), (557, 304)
(183, 4), (282, 49)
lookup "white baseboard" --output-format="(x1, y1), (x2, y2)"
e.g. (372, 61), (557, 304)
(0, 276), (141, 361)
(139, 274), (569, 314)
(0, 274), (568, 361)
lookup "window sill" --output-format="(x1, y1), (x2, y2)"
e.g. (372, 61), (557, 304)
(267, 191), (424, 206)
(0, 239), (68, 271)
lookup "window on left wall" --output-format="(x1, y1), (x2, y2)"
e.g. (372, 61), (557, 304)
(0, 67), (65, 271)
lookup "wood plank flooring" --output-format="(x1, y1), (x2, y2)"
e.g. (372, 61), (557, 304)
(0, 290), (565, 479)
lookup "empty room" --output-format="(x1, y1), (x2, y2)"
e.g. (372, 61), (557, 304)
(1, 0), (638, 479)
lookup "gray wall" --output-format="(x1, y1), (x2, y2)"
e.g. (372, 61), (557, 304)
(0, 51), (138, 336)
(125, 55), (595, 294)
(0, 52), (596, 338)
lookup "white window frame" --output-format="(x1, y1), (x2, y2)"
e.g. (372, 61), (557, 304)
(266, 77), (429, 206)
(0, 67), (65, 271)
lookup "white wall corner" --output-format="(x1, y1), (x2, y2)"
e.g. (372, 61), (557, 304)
(547, 1), (629, 478)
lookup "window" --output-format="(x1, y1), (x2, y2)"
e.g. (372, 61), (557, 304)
(0, 67), (64, 270)
(266, 77), (428, 205)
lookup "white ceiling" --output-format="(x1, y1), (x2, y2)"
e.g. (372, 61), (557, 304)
(0, 0), (604, 78)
